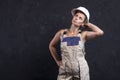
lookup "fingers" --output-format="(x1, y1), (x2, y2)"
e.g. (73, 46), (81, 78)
(57, 60), (62, 67)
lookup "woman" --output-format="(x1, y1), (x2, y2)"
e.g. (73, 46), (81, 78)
(49, 6), (104, 80)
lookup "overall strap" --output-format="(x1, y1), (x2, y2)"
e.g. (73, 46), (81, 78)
(77, 29), (82, 37)
(78, 29), (82, 34)
(63, 29), (67, 35)
(60, 29), (67, 41)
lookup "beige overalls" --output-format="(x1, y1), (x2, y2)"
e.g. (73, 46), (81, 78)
(57, 29), (90, 80)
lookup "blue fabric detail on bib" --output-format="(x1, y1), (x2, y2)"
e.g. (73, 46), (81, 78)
(62, 37), (80, 46)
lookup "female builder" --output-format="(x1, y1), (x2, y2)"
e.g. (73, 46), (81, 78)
(49, 6), (104, 80)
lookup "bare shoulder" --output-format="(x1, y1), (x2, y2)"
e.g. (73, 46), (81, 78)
(56, 29), (67, 36)
(59, 29), (65, 34)
(81, 31), (88, 43)
(49, 29), (65, 46)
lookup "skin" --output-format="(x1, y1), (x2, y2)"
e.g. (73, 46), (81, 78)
(49, 11), (104, 67)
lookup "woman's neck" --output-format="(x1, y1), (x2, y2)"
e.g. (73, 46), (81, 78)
(69, 25), (79, 34)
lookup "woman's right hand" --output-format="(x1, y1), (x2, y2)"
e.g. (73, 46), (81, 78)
(56, 60), (62, 67)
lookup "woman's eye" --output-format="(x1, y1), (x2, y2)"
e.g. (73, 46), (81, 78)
(79, 17), (83, 20)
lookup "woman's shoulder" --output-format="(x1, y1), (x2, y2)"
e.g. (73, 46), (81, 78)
(80, 31), (88, 43)
(57, 28), (68, 35)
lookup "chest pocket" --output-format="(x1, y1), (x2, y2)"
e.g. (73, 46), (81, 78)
(61, 29), (82, 46)
(62, 37), (80, 46)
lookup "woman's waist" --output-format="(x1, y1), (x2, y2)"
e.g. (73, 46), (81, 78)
(61, 52), (85, 59)
(62, 56), (85, 62)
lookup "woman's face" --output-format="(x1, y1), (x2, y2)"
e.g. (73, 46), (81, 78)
(72, 12), (86, 27)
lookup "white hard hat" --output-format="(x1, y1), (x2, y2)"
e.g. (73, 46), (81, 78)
(71, 6), (90, 23)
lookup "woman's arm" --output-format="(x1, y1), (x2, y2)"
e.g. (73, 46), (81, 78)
(49, 30), (63, 67)
(83, 22), (104, 41)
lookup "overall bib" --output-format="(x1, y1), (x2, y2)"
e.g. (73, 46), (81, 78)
(57, 30), (90, 80)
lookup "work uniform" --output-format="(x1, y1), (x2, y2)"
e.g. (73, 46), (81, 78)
(57, 29), (90, 80)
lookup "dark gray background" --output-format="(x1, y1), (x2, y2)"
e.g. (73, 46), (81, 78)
(0, 0), (120, 80)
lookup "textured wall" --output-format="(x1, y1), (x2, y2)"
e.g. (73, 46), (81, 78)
(0, 0), (120, 80)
